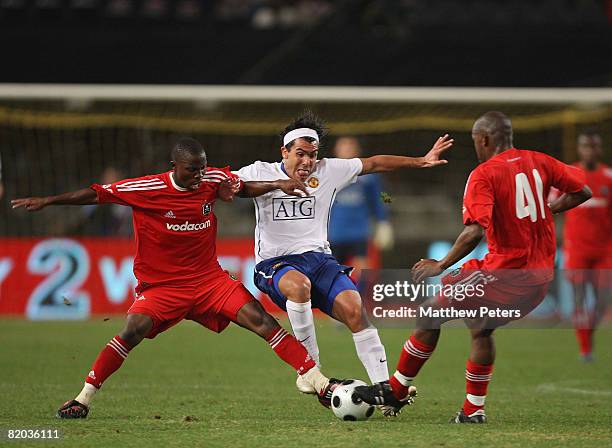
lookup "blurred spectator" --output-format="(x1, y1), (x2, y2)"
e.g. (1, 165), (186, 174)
(72, 0), (97, 8)
(216, 0), (331, 29)
(73, 166), (133, 237)
(328, 137), (393, 277)
(1, 0), (605, 27)
(175, 0), (201, 21)
(141, 0), (166, 19)
(106, 0), (132, 18)
(252, 2), (276, 29)
(215, 0), (257, 23)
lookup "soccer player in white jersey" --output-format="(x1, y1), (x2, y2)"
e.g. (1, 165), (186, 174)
(232, 111), (453, 411)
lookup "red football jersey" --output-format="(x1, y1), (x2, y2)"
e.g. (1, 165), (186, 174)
(463, 148), (585, 284)
(563, 163), (612, 255)
(91, 167), (232, 286)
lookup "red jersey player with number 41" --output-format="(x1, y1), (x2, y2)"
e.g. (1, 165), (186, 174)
(12, 138), (340, 419)
(354, 112), (592, 423)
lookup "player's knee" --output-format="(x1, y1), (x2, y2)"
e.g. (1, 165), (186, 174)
(291, 279), (311, 302)
(246, 307), (266, 330)
(237, 302), (276, 337)
(471, 328), (494, 341)
(281, 273), (311, 303)
(120, 314), (152, 345)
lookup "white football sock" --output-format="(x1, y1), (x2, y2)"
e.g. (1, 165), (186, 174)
(352, 327), (389, 384)
(75, 383), (98, 407)
(285, 299), (321, 367)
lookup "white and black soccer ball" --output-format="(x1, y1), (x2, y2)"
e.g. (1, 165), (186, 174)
(331, 379), (375, 421)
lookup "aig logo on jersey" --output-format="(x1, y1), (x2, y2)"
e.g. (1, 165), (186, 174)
(272, 197), (316, 221)
(202, 202), (212, 215)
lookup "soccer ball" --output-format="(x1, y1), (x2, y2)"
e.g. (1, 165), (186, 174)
(331, 379), (375, 421)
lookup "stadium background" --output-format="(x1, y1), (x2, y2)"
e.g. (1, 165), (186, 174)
(1, 0), (611, 319)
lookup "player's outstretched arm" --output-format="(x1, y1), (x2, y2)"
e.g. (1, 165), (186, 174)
(548, 186), (592, 214)
(238, 179), (308, 198)
(360, 134), (454, 175)
(411, 223), (484, 283)
(11, 187), (98, 211)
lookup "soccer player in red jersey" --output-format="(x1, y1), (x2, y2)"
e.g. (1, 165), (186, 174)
(355, 111), (592, 422)
(12, 138), (338, 419)
(563, 132), (612, 361)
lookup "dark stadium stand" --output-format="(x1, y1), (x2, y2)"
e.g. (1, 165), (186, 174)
(1, 0), (612, 86)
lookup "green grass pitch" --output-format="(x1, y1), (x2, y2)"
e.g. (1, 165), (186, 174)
(1, 319), (611, 447)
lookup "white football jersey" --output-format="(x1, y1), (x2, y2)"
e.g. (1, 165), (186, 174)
(233, 158), (363, 264)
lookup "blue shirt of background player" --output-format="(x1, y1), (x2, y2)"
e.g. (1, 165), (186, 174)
(329, 173), (388, 244)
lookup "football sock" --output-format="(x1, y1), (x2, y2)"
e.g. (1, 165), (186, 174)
(266, 327), (316, 375)
(75, 383), (98, 407)
(573, 309), (593, 355)
(575, 328), (593, 355)
(80, 336), (132, 403)
(389, 335), (434, 400)
(352, 327), (389, 384)
(462, 360), (493, 416)
(285, 299), (321, 366)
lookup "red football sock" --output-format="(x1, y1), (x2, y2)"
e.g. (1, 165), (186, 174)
(575, 328), (593, 355)
(85, 336), (132, 389)
(462, 360), (493, 416)
(573, 307), (594, 356)
(389, 335), (435, 400)
(266, 327), (316, 375)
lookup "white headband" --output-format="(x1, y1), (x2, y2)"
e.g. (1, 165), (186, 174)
(283, 128), (319, 147)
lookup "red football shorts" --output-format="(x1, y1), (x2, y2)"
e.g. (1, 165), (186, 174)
(564, 249), (612, 288)
(128, 271), (255, 338)
(437, 259), (550, 328)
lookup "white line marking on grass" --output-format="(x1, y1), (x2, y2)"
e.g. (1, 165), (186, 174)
(536, 382), (612, 396)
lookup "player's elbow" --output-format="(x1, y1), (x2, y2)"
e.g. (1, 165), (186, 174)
(465, 224), (484, 243)
(579, 185), (592, 202)
(567, 185), (592, 210)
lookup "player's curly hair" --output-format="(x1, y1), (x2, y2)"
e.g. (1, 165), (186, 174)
(280, 110), (327, 150)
